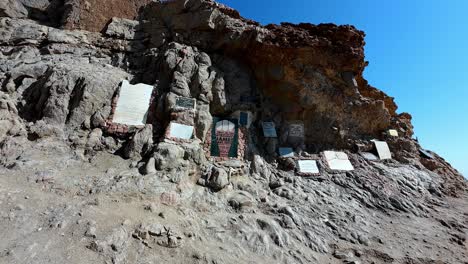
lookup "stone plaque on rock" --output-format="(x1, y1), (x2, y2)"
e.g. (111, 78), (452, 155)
(175, 96), (196, 110)
(298, 160), (319, 174)
(262, 122), (277, 138)
(289, 123), (304, 138)
(168, 122), (194, 140)
(210, 118), (239, 158)
(279, 147), (294, 158)
(374, 140), (392, 160)
(324, 151), (354, 171)
(388, 129), (399, 137)
(113, 80), (153, 126)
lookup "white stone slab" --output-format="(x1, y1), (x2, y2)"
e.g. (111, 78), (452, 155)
(298, 160), (319, 174)
(374, 140), (392, 160)
(388, 129), (399, 137)
(324, 151), (354, 171)
(113, 80), (153, 126)
(169, 122), (193, 140)
(262, 122), (277, 138)
(279, 147), (294, 158)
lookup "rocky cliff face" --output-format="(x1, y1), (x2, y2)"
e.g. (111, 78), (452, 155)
(0, 1), (467, 264)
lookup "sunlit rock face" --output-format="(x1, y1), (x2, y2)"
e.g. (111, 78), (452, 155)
(0, 2), (466, 264)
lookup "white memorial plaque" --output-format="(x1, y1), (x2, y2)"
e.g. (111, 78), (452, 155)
(113, 80), (153, 126)
(262, 122), (277, 138)
(388, 129), (399, 137)
(289, 123), (304, 138)
(374, 140), (392, 160)
(298, 160), (319, 174)
(279, 147), (294, 158)
(169, 122), (193, 140)
(324, 151), (354, 171)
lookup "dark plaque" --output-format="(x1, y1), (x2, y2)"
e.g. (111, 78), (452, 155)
(175, 97), (195, 110)
(239, 112), (248, 126)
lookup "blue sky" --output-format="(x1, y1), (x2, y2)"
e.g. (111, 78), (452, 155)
(218, 0), (468, 177)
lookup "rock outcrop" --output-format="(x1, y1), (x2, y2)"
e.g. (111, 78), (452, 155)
(0, 1), (466, 264)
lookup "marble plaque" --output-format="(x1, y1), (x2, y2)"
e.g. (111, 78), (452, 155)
(279, 147), (294, 158)
(289, 123), (304, 138)
(374, 140), (392, 160)
(388, 129), (399, 137)
(298, 160), (319, 174)
(175, 97), (196, 110)
(324, 151), (354, 171)
(240, 95), (258, 103)
(169, 122), (194, 140)
(262, 122), (277, 138)
(113, 80), (153, 126)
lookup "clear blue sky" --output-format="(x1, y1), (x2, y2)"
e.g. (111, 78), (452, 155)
(218, 0), (468, 177)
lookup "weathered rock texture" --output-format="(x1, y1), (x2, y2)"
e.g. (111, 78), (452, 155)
(0, 1), (466, 264)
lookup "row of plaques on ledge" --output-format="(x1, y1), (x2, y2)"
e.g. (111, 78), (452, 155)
(280, 139), (393, 174)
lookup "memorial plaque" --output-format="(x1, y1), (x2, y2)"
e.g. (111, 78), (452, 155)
(324, 151), (354, 171)
(298, 160), (319, 174)
(374, 140), (392, 160)
(239, 112), (249, 126)
(169, 122), (194, 140)
(113, 80), (153, 126)
(289, 123), (304, 138)
(175, 96), (196, 110)
(388, 129), (399, 137)
(279, 147), (294, 158)
(210, 118), (239, 158)
(262, 122), (277, 138)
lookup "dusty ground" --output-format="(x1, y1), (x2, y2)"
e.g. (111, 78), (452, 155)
(1, 138), (467, 264)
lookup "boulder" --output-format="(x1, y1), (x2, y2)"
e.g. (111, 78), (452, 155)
(123, 125), (153, 159)
(153, 142), (186, 170)
(206, 167), (229, 191)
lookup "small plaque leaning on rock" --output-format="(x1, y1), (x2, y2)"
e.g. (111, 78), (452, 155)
(297, 160), (319, 174)
(279, 147), (294, 158)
